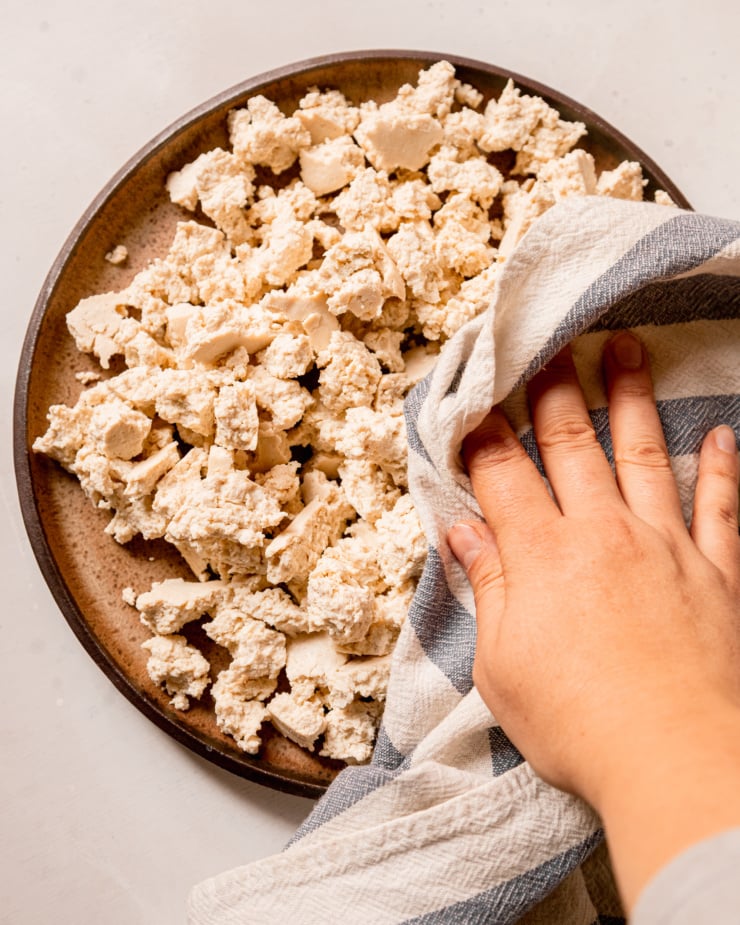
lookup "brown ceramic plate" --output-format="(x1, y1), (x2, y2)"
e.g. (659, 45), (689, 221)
(14, 50), (691, 799)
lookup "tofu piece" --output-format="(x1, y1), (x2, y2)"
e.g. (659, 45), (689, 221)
(219, 617), (287, 679)
(132, 577), (228, 634)
(335, 405), (407, 486)
(105, 244), (128, 265)
(249, 366), (313, 430)
(330, 168), (398, 234)
(538, 149), (597, 198)
(317, 331), (383, 413)
(285, 632), (348, 691)
(295, 87), (360, 143)
(386, 220), (443, 303)
(117, 441), (181, 497)
(267, 691), (326, 750)
(87, 399), (152, 459)
(320, 700), (381, 764)
(327, 655), (392, 708)
(154, 368), (218, 438)
(438, 263), (500, 339)
(433, 193), (496, 278)
(426, 147), (504, 209)
(211, 663), (274, 754)
(319, 229), (404, 322)
(214, 380), (259, 452)
(319, 229), (405, 322)
(299, 136), (365, 197)
(498, 179), (557, 258)
(141, 633), (211, 710)
(164, 447), (286, 578)
(208, 584), (310, 639)
(390, 176), (441, 222)
(395, 60), (460, 119)
(182, 301), (284, 365)
(264, 476), (353, 585)
(66, 291), (129, 369)
(337, 458), (400, 524)
(257, 332), (313, 379)
(260, 287), (340, 354)
(254, 462), (302, 513)
(336, 582), (414, 657)
(596, 160), (646, 201)
(354, 104), (443, 173)
(166, 148), (255, 243)
(228, 95), (311, 174)
(306, 553), (376, 645)
(374, 495), (427, 586)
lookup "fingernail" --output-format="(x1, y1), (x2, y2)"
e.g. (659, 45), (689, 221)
(448, 523), (483, 572)
(611, 332), (643, 370)
(714, 425), (738, 455)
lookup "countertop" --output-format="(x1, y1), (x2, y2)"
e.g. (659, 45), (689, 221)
(2, 1), (738, 922)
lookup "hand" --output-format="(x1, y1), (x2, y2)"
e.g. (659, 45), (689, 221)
(448, 332), (740, 908)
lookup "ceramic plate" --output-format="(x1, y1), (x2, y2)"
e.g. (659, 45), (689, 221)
(14, 50), (691, 798)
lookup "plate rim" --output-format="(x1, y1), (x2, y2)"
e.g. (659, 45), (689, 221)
(13, 48), (692, 800)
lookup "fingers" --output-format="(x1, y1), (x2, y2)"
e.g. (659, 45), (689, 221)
(528, 346), (620, 515)
(448, 521), (506, 618)
(462, 407), (559, 552)
(603, 332), (685, 533)
(691, 426), (740, 584)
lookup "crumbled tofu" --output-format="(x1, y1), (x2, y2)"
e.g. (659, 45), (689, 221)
(228, 95), (311, 174)
(214, 380), (259, 452)
(257, 332), (313, 379)
(374, 495), (427, 586)
(211, 663), (273, 754)
(36, 59), (653, 762)
(320, 700), (381, 764)
(66, 292), (129, 369)
(538, 149), (597, 198)
(141, 633), (211, 710)
(105, 244), (129, 266)
(654, 189), (677, 207)
(596, 160), (646, 201)
(354, 103), (443, 173)
(328, 655), (392, 708)
(299, 136), (365, 197)
(265, 476), (353, 584)
(132, 577), (227, 634)
(285, 632), (348, 691)
(167, 148), (255, 243)
(319, 228), (405, 321)
(331, 168), (398, 233)
(267, 691), (326, 750)
(295, 87), (360, 143)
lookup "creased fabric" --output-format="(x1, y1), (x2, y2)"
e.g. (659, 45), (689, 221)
(189, 198), (740, 925)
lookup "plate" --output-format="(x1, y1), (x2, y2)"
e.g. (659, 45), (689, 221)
(13, 50), (691, 799)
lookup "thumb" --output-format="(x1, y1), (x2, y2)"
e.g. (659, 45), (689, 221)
(447, 521), (506, 618)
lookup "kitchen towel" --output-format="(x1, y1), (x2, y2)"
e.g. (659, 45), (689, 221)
(189, 196), (740, 925)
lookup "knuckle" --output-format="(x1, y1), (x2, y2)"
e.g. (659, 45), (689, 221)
(615, 439), (672, 472)
(610, 377), (654, 404)
(465, 426), (524, 472)
(536, 412), (598, 453)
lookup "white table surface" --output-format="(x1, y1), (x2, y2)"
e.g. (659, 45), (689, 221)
(2, 1), (738, 922)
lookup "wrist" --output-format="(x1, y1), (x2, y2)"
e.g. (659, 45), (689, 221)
(583, 694), (740, 911)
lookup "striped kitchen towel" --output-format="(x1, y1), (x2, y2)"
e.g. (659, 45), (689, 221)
(189, 197), (740, 925)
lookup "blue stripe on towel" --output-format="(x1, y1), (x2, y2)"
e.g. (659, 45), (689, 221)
(590, 274), (740, 331)
(520, 213), (740, 383)
(408, 547), (477, 696)
(520, 394), (740, 475)
(401, 830), (603, 925)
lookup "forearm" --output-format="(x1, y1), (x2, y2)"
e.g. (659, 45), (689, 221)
(589, 699), (740, 912)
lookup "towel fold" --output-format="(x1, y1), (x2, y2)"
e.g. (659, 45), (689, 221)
(189, 197), (740, 925)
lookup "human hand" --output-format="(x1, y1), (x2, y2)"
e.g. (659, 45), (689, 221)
(448, 333), (740, 907)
